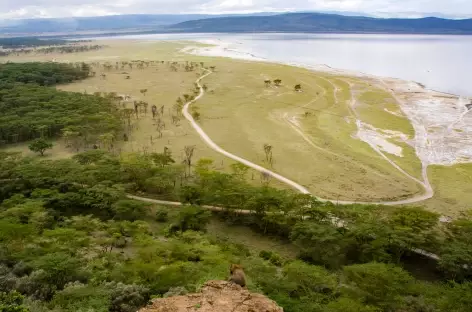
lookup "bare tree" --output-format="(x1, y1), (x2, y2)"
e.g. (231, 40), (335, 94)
(263, 144), (274, 167)
(183, 145), (196, 177)
(151, 105), (158, 118)
(171, 115), (181, 126)
(260, 171), (271, 185)
(99, 133), (115, 151)
(121, 109), (135, 131)
(142, 102), (149, 116)
(155, 117), (165, 138)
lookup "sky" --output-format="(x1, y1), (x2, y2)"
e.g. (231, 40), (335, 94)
(1, 0), (472, 19)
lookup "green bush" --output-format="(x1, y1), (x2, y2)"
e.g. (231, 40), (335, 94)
(172, 206), (211, 233)
(155, 209), (169, 223)
(0, 290), (29, 312)
(259, 250), (283, 266)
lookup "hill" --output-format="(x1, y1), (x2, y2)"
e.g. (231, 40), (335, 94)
(169, 12), (472, 34)
(0, 13), (279, 35)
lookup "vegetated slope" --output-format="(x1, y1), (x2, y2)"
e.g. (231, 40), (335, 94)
(169, 12), (472, 34)
(0, 62), (121, 144)
(0, 150), (471, 312)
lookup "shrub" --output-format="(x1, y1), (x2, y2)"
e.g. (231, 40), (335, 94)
(105, 282), (150, 312)
(172, 206), (211, 233)
(155, 209), (169, 223)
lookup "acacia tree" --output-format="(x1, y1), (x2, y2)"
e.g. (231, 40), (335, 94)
(263, 144), (274, 167)
(264, 80), (272, 87)
(122, 108), (135, 130)
(171, 115), (181, 126)
(183, 145), (196, 177)
(295, 84), (302, 92)
(99, 133), (115, 151)
(28, 138), (53, 156)
(274, 79), (282, 86)
(140, 89), (148, 96)
(62, 129), (81, 152)
(151, 105), (157, 118)
(155, 118), (165, 138)
(142, 101), (149, 116)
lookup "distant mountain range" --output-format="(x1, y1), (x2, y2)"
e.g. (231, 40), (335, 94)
(169, 13), (472, 34)
(1, 12), (472, 36)
(0, 13), (279, 35)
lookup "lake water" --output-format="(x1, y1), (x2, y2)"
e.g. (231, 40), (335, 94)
(102, 33), (472, 96)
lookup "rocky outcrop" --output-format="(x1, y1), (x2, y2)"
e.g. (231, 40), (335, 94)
(139, 280), (283, 312)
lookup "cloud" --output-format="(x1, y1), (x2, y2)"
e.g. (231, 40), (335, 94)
(1, 0), (472, 19)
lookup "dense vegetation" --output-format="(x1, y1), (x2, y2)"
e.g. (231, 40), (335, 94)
(0, 62), (89, 85)
(0, 62), (121, 145)
(0, 150), (471, 312)
(0, 45), (105, 57)
(0, 38), (67, 49)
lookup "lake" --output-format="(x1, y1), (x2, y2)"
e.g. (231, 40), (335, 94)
(101, 33), (472, 96)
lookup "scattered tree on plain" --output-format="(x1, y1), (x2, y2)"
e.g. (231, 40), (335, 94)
(28, 138), (53, 156)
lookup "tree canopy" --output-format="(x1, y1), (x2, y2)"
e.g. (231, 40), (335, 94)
(0, 62), (121, 144)
(0, 151), (470, 312)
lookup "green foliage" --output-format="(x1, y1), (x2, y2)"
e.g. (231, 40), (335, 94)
(72, 150), (109, 165)
(342, 262), (414, 310)
(0, 38), (66, 49)
(0, 151), (471, 312)
(170, 206), (211, 233)
(105, 282), (150, 312)
(155, 209), (169, 223)
(282, 261), (337, 297)
(51, 283), (110, 312)
(0, 291), (29, 312)
(27, 139), (52, 156)
(438, 218), (472, 280)
(326, 298), (380, 312)
(111, 200), (148, 221)
(0, 62), (88, 85)
(258, 250), (283, 266)
(0, 84), (121, 144)
(30, 252), (88, 289)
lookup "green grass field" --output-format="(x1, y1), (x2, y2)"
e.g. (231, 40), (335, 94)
(2, 40), (471, 215)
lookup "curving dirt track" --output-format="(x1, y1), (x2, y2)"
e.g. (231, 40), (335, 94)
(183, 70), (433, 206)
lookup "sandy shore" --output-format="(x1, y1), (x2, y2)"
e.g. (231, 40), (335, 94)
(182, 40), (472, 169)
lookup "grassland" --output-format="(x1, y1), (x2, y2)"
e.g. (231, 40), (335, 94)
(3, 39), (471, 214)
(189, 58), (423, 201)
(421, 164), (472, 215)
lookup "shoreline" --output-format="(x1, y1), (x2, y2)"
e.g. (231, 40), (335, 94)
(184, 39), (465, 98)
(182, 40), (472, 168)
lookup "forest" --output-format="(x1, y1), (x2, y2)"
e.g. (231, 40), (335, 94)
(0, 62), (121, 144)
(0, 38), (67, 49)
(0, 149), (471, 312)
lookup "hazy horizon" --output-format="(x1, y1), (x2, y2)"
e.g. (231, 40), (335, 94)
(1, 0), (472, 20)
